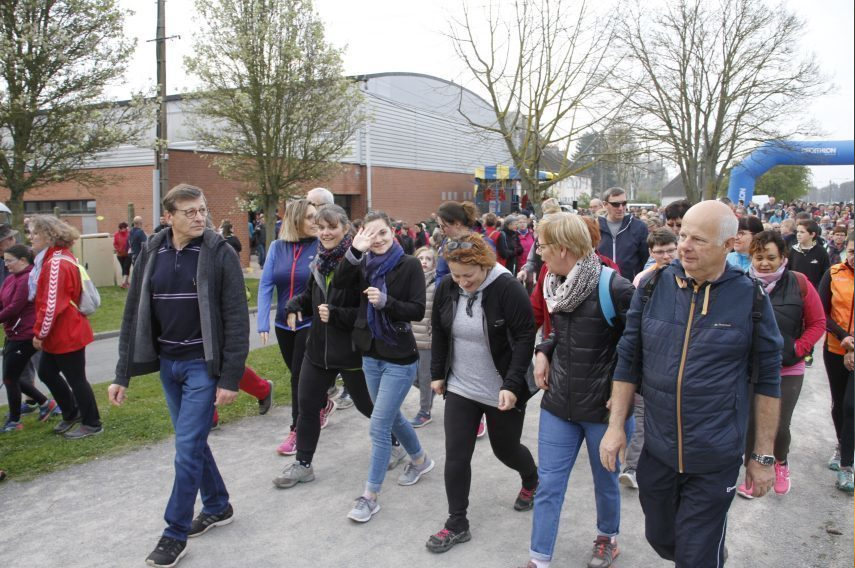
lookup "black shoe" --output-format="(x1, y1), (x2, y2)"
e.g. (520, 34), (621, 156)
(145, 536), (187, 567)
(63, 424), (104, 439)
(188, 504), (234, 537)
(258, 379), (274, 415)
(53, 415), (80, 434)
(426, 527), (472, 553)
(514, 484), (537, 511)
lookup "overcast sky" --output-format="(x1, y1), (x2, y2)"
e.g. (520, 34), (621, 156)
(115, 0), (854, 188)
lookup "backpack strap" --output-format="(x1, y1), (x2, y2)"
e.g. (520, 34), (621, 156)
(793, 270), (808, 301)
(599, 266), (616, 327)
(748, 277), (766, 385)
(630, 265), (666, 379)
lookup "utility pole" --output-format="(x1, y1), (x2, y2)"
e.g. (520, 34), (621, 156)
(155, 0), (169, 202)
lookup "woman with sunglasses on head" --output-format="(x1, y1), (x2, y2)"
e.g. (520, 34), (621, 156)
(435, 201), (497, 281)
(425, 233), (537, 554)
(257, 199), (319, 455)
(334, 210), (432, 523)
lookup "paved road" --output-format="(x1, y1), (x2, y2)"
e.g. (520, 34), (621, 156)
(0, 352), (852, 567)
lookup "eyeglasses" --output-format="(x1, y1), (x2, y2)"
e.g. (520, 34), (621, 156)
(651, 247), (677, 256)
(607, 201), (628, 208)
(536, 242), (553, 253)
(174, 206), (209, 219)
(445, 240), (475, 252)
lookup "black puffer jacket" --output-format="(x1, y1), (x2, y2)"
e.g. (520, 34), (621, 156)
(285, 265), (360, 370)
(431, 272), (536, 408)
(536, 269), (634, 422)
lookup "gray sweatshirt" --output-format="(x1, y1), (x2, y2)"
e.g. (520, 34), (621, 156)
(447, 264), (511, 407)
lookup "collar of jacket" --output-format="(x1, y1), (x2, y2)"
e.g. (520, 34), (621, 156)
(670, 260), (746, 288)
(145, 227), (225, 253)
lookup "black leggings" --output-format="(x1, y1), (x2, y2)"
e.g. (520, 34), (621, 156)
(38, 348), (101, 428)
(745, 375), (804, 463)
(275, 326), (310, 430)
(443, 390), (538, 532)
(296, 360), (374, 463)
(824, 348), (855, 468)
(117, 255), (132, 277)
(3, 340), (48, 422)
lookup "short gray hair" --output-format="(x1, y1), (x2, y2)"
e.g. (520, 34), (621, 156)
(602, 187), (626, 202)
(717, 213), (738, 246)
(306, 187), (334, 206)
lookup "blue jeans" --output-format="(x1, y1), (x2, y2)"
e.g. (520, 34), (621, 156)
(362, 356), (424, 494)
(530, 408), (634, 561)
(160, 358), (230, 541)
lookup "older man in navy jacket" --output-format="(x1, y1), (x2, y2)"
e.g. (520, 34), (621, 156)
(600, 200), (783, 568)
(597, 187), (649, 281)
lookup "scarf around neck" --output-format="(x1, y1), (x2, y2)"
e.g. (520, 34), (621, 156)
(314, 233), (353, 276)
(749, 259), (788, 293)
(543, 252), (602, 314)
(365, 240), (405, 345)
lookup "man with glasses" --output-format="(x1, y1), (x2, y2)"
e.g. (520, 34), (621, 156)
(597, 187), (649, 281)
(108, 184), (249, 568)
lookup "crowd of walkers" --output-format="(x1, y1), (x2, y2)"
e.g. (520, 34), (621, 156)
(2, 185), (852, 568)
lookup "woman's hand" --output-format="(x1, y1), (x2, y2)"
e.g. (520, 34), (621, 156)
(286, 312), (303, 329)
(498, 389), (517, 411)
(364, 287), (383, 307)
(259, 332), (269, 345)
(32, 338), (43, 351)
(352, 225), (378, 253)
(431, 379), (446, 395)
(318, 304), (330, 323)
(534, 351), (550, 390)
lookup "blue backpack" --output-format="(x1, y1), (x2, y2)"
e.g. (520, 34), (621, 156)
(598, 266), (618, 327)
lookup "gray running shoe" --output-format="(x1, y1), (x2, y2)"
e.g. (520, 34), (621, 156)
(388, 445), (408, 471)
(273, 463), (315, 489)
(347, 496), (380, 523)
(619, 468), (638, 489)
(335, 389), (354, 409)
(398, 456), (435, 486)
(829, 445), (842, 471)
(63, 424), (103, 439)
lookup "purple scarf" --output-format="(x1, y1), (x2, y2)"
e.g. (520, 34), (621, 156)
(749, 259), (788, 293)
(314, 233), (353, 276)
(364, 240), (404, 345)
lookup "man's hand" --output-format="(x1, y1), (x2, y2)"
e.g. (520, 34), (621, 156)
(599, 425), (627, 472)
(534, 351), (550, 390)
(318, 304), (330, 323)
(32, 337), (43, 351)
(841, 336), (855, 351)
(215, 388), (239, 407)
(286, 312), (303, 329)
(744, 460), (775, 498)
(498, 389), (518, 411)
(108, 384), (127, 406)
(431, 379), (446, 395)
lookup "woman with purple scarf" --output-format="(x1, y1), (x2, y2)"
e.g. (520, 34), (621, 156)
(334, 210), (432, 523)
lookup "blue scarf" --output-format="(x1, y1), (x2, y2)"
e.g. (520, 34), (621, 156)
(364, 241), (404, 345)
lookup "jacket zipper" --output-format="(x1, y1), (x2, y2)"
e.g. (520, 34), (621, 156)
(611, 218), (630, 262)
(676, 282), (700, 473)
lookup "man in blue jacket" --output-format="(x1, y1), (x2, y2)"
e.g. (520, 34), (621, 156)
(597, 187), (649, 281)
(600, 200), (783, 568)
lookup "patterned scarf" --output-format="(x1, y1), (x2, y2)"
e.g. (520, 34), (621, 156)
(543, 252), (602, 313)
(749, 259), (788, 294)
(314, 233), (353, 276)
(365, 240), (405, 345)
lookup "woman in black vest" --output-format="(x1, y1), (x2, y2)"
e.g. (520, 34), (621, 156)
(736, 231), (826, 498)
(522, 212), (634, 568)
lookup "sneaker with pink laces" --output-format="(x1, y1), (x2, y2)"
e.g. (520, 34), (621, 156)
(736, 482), (754, 499)
(320, 398), (336, 430)
(774, 462), (791, 495)
(277, 430), (298, 456)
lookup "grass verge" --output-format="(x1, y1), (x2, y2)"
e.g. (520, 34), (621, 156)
(0, 344), (289, 481)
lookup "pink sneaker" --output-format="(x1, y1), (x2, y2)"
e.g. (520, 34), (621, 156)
(774, 462), (791, 495)
(476, 415), (487, 439)
(736, 482), (754, 499)
(277, 430), (298, 455)
(320, 398), (336, 430)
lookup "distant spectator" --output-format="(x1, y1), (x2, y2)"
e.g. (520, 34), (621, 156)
(153, 214), (169, 233)
(114, 222), (132, 289)
(789, 219), (831, 290)
(663, 200), (691, 236)
(219, 220), (242, 254)
(827, 225), (848, 265)
(128, 217), (147, 267)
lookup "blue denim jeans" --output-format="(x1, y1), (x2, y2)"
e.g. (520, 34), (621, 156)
(362, 356), (424, 494)
(160, 358), (230, 540)
(530, 408), (634, 561)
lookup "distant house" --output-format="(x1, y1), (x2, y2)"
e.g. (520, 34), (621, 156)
(661, 174), (688, 206)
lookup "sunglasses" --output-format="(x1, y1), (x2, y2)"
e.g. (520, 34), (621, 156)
(607, 201), (628, 208)
(445, 240), (475, 252)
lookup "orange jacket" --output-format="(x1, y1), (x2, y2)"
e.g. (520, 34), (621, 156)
(33, 246), (94, 354)
(824, 261), (854, 355)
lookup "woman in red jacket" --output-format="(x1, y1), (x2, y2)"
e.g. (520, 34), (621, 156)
(29, 215), (100, 439)
(113, 222), (131, 288)
(0, 244), (56, 432)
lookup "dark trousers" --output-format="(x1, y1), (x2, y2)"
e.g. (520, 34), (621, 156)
(38, 348), (101, 428)
(275, 327), (309, 430)
(117, 255), (132, 277)
(745, 375), (804, 462)
(3, 340), (48, 422)
(443, 391), (538, 532)
(296, 360), (374, 464)
(824, 348), (855, 467)
(637, 447), (739, 568)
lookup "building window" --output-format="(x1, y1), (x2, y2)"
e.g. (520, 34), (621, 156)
(24, 200), (96, 215)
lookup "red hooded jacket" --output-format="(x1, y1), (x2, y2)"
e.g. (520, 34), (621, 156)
(33, 246), (94, 354)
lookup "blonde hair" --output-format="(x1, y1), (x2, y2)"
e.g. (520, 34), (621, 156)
(537, 212), (592, 259)
(279, 199), (315, 242)
(414, 246), (437, 270)
(29, 215), (80, 248)
(541, 198), (561, 215)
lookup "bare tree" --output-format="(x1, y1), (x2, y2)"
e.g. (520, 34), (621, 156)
(0, 0), (150, 229)
(449, 0), (618, 210)
(615, 0), (825, 203)
(185, 0), (364, 245)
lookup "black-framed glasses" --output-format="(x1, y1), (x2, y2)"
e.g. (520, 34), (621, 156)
(445, 240), (475, 252)
(607, 201), (628, 208)
(174, 206), (209, 219)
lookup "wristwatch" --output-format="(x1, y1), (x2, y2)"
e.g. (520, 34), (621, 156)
(750, 453), (775, 466)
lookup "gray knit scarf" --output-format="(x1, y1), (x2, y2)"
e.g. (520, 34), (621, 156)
(543, 252), (602, 313)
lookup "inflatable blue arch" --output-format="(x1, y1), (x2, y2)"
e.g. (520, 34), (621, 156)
(727, 140), (855, 204)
